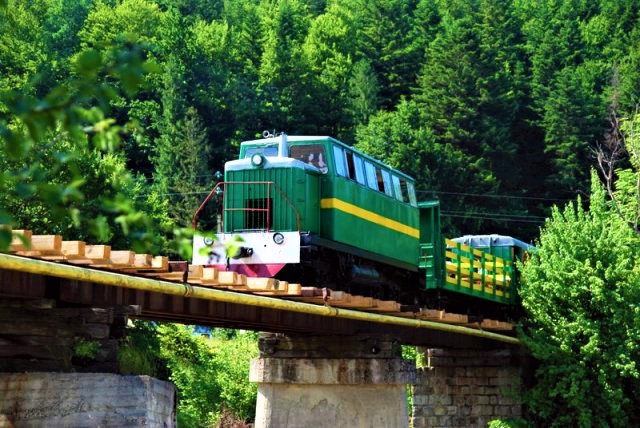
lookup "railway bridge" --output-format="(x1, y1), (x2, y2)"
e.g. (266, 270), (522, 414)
(0, 232), (526, 427)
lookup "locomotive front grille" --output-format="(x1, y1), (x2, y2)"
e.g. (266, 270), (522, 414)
(244, 197), (272, 231)
(220, 176), (301, 234)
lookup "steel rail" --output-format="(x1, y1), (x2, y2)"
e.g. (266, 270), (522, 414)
(0, 253), (520, 345)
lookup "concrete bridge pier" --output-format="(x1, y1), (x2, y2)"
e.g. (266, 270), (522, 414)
(0, 298), (176, 426)
(249, 333), (417, 428)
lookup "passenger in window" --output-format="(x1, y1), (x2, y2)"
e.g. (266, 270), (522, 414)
(307, 153), (328, 173)
(317, 153), (327, 172)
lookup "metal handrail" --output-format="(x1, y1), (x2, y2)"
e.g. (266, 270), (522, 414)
(0, 252), (520, 345)
(192, 181), (302, 232)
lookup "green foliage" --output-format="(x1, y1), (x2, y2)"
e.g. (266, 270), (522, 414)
(348, 0), (420, 108)
(258, 0), (313, 132)
(347, 60), (379, 128)
(156, 324), (258, 426)
(514, 0), (635, 197)
(5, 0), (640, 242)
(153, 107), (213, 227)
(0, 39), (168, 253)
(400, 344), (424, 418)
(540, 62), (608, 191)
(519, 174), (640, 426)
(78, 0), (168, 51)
(207, 332), (258, 422)
(612, 112), (640, 230)
(118, 342), (158, 377)
(488, 419), (530, 428)
(401, 345), (426, 369)
(117, 322), (258, 425)
(300, 2), (355, 135)
(73, 338), (99, 360)
(118, 321), (169, 378)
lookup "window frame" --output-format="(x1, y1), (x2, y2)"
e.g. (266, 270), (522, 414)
(329, 143), (418, 204)
(364, 161), (378, 190)
(244, 146), (278, 158)
(333, 145), (347, 177)
(407, 182), (417, 206)
(392, 175), (403, 201)
(353, 154), (366, 185)
(380, 169), (393, 197)
(345, 151), (366, 184)
(289, 144), (330, 173)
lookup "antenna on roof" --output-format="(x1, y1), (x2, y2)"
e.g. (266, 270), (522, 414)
(262, 129), (284, 139)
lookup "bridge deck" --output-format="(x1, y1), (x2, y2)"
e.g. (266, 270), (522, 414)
(0, 231), (519, 348)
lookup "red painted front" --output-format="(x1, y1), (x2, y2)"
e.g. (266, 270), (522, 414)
(210, 263), (286, 278)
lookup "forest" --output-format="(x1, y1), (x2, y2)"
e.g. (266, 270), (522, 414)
(1, 0), (640, 426)
(4, 0), (640, 246)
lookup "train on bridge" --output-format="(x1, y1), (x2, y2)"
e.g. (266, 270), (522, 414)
(192, 133), (531, 316)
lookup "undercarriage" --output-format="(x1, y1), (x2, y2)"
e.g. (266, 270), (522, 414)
(276, 244), (514, 321)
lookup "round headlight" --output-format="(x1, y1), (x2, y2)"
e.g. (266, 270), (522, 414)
(273, 233), (285, 245)
(203, 237), (214, 246)
(251, 153), (265, 167)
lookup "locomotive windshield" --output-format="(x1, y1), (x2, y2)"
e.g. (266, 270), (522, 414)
(289, 144), (328, 173)
(244, 146), (278, 158)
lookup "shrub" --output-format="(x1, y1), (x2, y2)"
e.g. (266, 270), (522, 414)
(117, 320), (169, 379)
(73, 338), (99, 360)
(518, 179), (640, 427)
(488, 419), (530, 428)
(156, 324), (258, 427)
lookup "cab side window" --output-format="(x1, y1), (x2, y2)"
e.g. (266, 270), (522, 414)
(392, 175), (404, 202)
(407, 182), (417, 206)
(362, 159), (413, 201)
(391, 175), (417, 205)
(364, 161), (378, 190)
(345, 151), (366, 184)
(380, 170), (393, 197)
(332, 146), (347, 177)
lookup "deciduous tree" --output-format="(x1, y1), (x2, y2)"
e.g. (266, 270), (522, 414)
(519, 175), (640, 426)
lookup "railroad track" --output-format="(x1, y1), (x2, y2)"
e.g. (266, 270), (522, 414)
(5, 230), (513, 332)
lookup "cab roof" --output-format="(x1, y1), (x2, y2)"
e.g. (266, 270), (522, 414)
(239, 135), (415, 182)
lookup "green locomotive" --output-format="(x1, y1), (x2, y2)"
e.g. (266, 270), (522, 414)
(192, 133), (530, 311)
